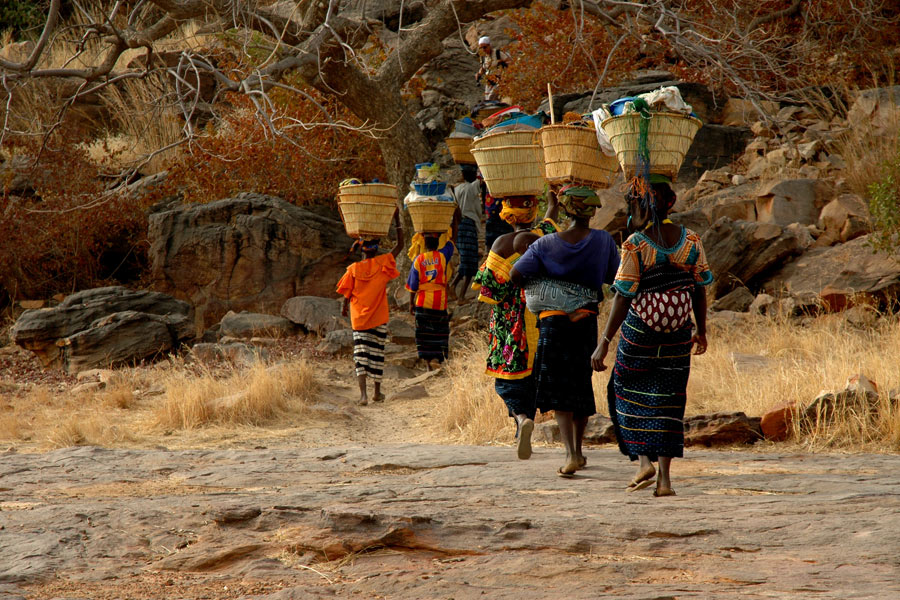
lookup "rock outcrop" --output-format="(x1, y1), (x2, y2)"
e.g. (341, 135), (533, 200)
(280, 296), (348, 335)
(10, 286), (193, 373)
(148, 193), (352, 332)
(701, 217), (806, 297)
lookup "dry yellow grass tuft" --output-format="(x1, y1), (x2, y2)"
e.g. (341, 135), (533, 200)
(442, 312), (900, 451)
(155, 361), (319, 430)
(439, 335), (514, 445)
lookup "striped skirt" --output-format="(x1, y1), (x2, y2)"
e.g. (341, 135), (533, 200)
(456, 217), (480, 277)
(353, 325), (388, 381)
(414, 307), (450, 361)
(608, 309), (693, 461)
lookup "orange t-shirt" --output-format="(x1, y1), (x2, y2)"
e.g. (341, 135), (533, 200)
(336, 253), (400, 331)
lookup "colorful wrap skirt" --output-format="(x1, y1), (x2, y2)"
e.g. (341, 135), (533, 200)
(608, 309), (693, 461)
(495, 376), (536, 420)
(414, 306), (450, 361)
(533, 309), (598, 418)
(456, 217), (480, 277)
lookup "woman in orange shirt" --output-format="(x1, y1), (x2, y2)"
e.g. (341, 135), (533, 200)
(336, 211), (404, 406)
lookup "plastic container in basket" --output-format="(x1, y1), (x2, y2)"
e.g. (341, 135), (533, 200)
(539, 124), (619, 188)
(413, 181), (447, 196)
(471, 130), (545, 197)
(337, 183), (397, 238)
(454, 119), (479, 136)
(601, 111), (702, 181)
(407, 199), (458, 234)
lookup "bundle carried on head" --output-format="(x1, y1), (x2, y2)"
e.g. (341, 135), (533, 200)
(337, 180), (397, 239)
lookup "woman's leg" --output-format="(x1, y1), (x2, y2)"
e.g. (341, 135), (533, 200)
(555, 411), (579, 474)
(357, 373), (368, 406)
(574, 415), (589, 468)
(655, 456), (676, 496)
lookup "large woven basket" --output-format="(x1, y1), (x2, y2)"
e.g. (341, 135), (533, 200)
(337, 183), (397, 238)
(445, 137), (476, 165)
(471, 130), (544, 197)
(407, 200), (457, 234)
(601, 112), (702, 181)
(539, 124), (619, 188)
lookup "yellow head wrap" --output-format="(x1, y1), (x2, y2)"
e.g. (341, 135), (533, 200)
(499, 204), (539, 225)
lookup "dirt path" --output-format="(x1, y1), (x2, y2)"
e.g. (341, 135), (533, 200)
(2, 444), (899, 599)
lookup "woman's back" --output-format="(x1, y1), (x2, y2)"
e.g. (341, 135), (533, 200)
(515, 229), (619, 291)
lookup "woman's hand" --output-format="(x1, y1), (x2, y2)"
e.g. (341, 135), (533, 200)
(691, 332), (708, 355)
(591, 340), (610, 371)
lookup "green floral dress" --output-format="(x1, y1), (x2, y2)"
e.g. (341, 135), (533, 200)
(472, 219), (558, 379)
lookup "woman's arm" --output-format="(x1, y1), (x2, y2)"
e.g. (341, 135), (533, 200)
(544, 190), (560, 223)
(591, 292), (633, 371)
(691, 285), (708, 355)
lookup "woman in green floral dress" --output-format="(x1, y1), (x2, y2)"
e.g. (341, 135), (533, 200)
(472, 193), (559, 459)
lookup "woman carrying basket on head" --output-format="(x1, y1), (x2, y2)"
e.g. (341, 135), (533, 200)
(592, 180), (713, 497)
(471, 192), (560, 459)
(510, 188), (620, 477)
(336, 210), (405, 406)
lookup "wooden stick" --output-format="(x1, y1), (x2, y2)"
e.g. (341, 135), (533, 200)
(547, 82), (555, 124)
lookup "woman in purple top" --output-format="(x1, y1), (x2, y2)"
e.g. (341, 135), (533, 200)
(511, 189), (620, 477)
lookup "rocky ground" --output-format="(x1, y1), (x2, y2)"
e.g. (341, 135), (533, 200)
(1, 443), (899, 600)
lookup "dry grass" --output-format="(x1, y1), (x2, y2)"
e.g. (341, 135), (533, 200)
(155, 361), (319, 430)
(439, 334), (515, 445)
(442, 311), (900, 452)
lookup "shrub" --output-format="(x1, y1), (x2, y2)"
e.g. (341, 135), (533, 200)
(867, 143), (900, 254)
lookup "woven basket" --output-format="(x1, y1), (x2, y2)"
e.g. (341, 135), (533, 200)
(601, 112), (702, 181)
(539, 124), (619, 188)
(407, 200), (457, 234)
(446, 137), (476, 165)
(337, 183), (397, 238)
(471, 130), (544, 198)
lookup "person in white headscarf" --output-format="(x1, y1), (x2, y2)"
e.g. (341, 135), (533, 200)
(475, 36), (510, 101)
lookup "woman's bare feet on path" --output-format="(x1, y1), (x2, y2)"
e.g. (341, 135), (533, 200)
(653, 486), (677, 497)
(627, 464), (656, 489)
(557, 456), (579, 477)
(576, 454), (587, 469)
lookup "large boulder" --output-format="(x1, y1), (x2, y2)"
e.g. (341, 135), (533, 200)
(762, 235), (900, 310)
(755, 179), (833, 227)
(219, 311), (296, 339)
(817, 194), (872, 243)
(701, 217), (806, 297)
(148, 193), (352, 332)
(281, 296), (348, 335)
(10, 286), (193, 373)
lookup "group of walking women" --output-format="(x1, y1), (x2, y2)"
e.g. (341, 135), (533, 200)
(472, 179), (713, 496)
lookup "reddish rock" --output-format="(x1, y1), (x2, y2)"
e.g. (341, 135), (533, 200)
(761, 403), (796, 441)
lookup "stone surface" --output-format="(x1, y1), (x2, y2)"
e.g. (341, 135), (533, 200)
(711, 287), (755, 313)
(701, 218), (805, 297)
(280, 296), (348, 335)
(219, 311), (295, 339)
(388, 318), (416, 345)
(148, 193), (352, 332)
(762, 235), (900, 310)
(817, 194), (870, 240)
(10, 287), (193, 372)
(0, 445), (898, 599)
(315, 329), (354, 355)
(755, 179), (833, 226)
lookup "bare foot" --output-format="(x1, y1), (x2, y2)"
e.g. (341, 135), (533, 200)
(557, 459), (579, 477)
(428, 359), (442, 371)
(373, 392), (385, 403)
(358, 396), (369, 406)
(653, 487), (677, 497)
(576, 454), (587, 470)
(627, 464), (656, 489)
(517, 419), (534, 460)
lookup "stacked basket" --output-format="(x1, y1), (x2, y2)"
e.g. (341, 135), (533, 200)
(539, 124), (618, 188)
(337, 183), (397, 238)
(471, 130), (545, 197)
(406, 163), (457, 234)
(600, 111), (702, 181)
